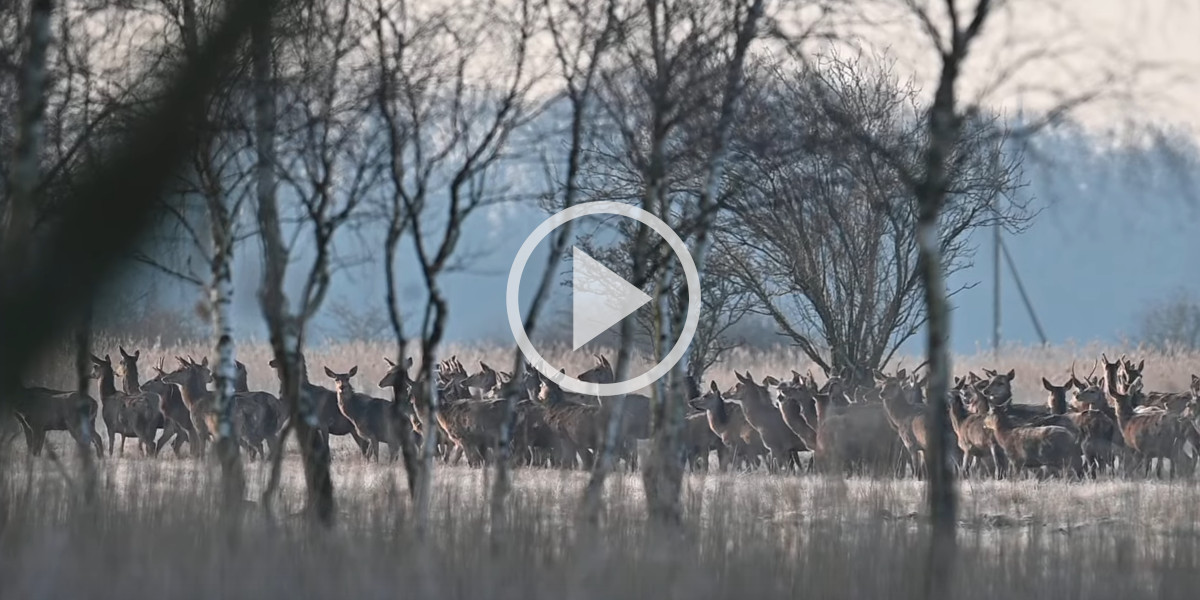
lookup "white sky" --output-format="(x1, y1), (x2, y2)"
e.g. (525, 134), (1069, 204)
(829, 0), (1200, 134)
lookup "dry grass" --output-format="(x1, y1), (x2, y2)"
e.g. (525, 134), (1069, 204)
(4, 442), (1200, 599)
(6, 339), (1200, 598)
(31, 336), (1200, 404)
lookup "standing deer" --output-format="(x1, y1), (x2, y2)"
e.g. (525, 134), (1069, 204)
(324, 365), (407, 462)
(269, 355), (369, 457)
(726, 371), (806, 473)
(90, 353), (161, 456)
(9, 386), (104, 458)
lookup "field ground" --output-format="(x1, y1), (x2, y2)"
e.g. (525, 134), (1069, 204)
(5, 341), (1200, 598)
(4, 437), (1200, 598)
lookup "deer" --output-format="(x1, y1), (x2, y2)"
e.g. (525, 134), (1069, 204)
(983, 401), (1083, 479)
(688, 381), (767, 470)
(1108, 376), (1199, 479)
(772, 372), (820, 453)
(1043, 377), (1124, 477)
(90, 353), (161, 456)
(139, 360), (191, 457)
(536, 370), (638, 470)
(117, 348), (191, 457)
(976, 369), (1078, 434)
(808, 377), (906, 477)
(947, 383), (1004, 479)
(725, 371), (808, 473)
(877, 370), (930, 479)
(9, 386), (104, 458)
(681, 409), (726, 471)
(323, 366), (408, 462)
(1119, 356), (1190, 413)
(577, 354), (651, 440)
(269, 355), (370, 457)
(231, 360), (284, 459)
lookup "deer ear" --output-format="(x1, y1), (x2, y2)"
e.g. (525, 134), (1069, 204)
(1042, 378), (1054, 392)
(1005, 369), (1015, 381)
(709, 380), (719, 393)
(384, 356), (395, 367)
(348, 365), (358, 377)
(763, 376), (780, 387)
(405, 357), (414, 368)
(324, 367), (336, 379)
(1136, 360), (1144, 371)
(200, 357), (208, 368)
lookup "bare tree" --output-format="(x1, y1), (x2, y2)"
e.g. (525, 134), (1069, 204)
(372, 0), (537, 532)
(719, 54), (1027, 384)
(573, 0), (768, 525)
(487, 0), (619, 536)
(256, 0), (383, 525)
(1136, 288), (1200, 353)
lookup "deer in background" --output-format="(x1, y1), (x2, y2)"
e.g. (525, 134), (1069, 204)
(324, 365), (407, 462)
(90, 353), (161, 456)
(10, 385), (104, 458)
(269, 355), (369, 457)
(689, 380), (767, 470)
(139, 359), (191, 457)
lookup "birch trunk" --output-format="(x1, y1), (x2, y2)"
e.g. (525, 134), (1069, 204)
(642, 0), (765, 524)
(918, 62), (963, 600)
(415, 344), (441, 535)
(251, 10), (335, 526)
(209, 195), (244, 509)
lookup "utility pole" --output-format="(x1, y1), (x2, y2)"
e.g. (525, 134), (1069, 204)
(992, 199), (1001, 357)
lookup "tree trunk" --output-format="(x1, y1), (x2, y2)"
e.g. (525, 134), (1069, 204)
(2, 0), (52, 255)
(209, 196), (245, 510)
(415, 341), (441, 536)
(251, 10), (335, 527)
(643, 261), (684, 524)
(642, 0), (765, 525)
(918, 52), (964, 600)
(74, 302), (97, 506)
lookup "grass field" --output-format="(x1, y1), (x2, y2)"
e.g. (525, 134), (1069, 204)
(4, 339), (1200, 598)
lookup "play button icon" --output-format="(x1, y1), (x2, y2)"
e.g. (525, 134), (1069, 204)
(506, 201), (701, 396)
(571, 247), (651, 350)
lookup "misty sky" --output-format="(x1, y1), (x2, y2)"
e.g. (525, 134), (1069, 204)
(175, 1), (1200, 356)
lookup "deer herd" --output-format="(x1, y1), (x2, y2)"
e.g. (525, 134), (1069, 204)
(7, 348), (1200, 482)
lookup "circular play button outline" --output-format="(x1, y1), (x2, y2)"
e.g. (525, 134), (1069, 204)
(506, 201), (700, 396)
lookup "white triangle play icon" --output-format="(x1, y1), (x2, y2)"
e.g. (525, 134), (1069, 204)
(572, 247), (651, 351)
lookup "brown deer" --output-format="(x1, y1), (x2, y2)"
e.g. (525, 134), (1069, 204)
(1043, 377), (1124, 477)
(808, 379), (905, 477)
(139, 362), (191, 457)
(726, 371), (807, 473)
(323, 366), (407, 462)
(117, 348), (190, 457)
(773, 373), (819, 452)
(947, 385), (1004, 478)
(688, 381), (767, 470)
(537, 370), (638, 470)
(269, 355), (369, 456)
(977, 369), (1078, 434)
(877, 371), (930, 479)
(231, 360), (284, 459)
(9, 386), (104, 458)
(577, 354), (651, 440)
(984, 403), (1083, 479)
(1108, 377), (1199, 478)
(90, 353), (161, 456)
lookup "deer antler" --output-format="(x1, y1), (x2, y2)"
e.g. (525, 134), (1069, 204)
(1087, 359), (1099, 383)
(383, 356), (396, 368)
